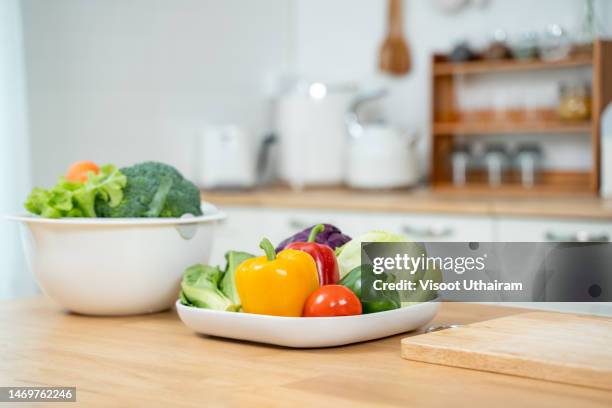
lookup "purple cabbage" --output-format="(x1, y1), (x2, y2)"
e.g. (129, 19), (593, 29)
(275, 224), (351, 253)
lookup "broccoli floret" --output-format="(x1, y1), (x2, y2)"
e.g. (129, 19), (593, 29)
(95, 161), (202, 218)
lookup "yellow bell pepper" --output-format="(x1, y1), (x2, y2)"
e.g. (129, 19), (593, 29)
(236, 238), (319, 317)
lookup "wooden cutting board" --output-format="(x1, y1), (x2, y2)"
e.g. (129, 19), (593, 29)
(401, 311), (612, 390)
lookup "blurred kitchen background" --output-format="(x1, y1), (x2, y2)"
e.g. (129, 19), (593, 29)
(2, 0), (612, 312)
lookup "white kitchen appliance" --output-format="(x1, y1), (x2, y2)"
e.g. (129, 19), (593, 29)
(197, 125), (256, 189)
(276, 81), (356, 189)
(345, 89), (420, 189)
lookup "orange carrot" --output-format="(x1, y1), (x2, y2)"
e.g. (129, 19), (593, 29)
(66, 161), (100, 183)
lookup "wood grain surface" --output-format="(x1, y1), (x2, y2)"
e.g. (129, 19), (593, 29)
(401, 312), (612, 390)
(202, 186), (612, 220)
(2, 298), (612, 407)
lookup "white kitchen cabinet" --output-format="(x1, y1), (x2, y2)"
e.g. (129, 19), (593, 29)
(277, 211), (495, 241)
(359, 213), (494, 242)
(497, 218), (612, 242)
(211, 207), (612, 265)
(210, 208), (282, 265)
(210, 207), (495, 265)
(497, 217), (612, 316)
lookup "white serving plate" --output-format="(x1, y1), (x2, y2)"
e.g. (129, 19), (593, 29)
(7, 203), (225, 316)
(176, 300), (440, 348)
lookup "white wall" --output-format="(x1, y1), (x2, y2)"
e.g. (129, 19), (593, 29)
(22, 0), (294, 187)
(0, 0), (37, 299)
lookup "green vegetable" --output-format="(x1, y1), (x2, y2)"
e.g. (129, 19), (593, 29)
(24, 165), (126, 218)
(219, 251), (254, 306)
(335, 230), (410, 277)
(339, 265), (400, 314)
(179, 264), (239, 311)
(179, 251), (254, 312)
(95, 161), (202, 218)
(401, 261), (442, 304)
(144, 176), (173, 217)
(339, 266), (362, 298)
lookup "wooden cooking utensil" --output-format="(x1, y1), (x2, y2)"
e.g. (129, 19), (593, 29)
(379, 0), (412, 76)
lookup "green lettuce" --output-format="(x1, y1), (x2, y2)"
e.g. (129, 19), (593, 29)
(24, 164), (126, 218)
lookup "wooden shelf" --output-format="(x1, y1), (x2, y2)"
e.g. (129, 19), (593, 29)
(430, 40), (612, 195)
(433, 119), (592, 135)
(433, 170), (592, 195)
(433, 55), (593, 76)
(434, 181), (593, 196)
(433, 183), (593, 195)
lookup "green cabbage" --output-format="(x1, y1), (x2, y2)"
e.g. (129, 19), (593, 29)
(24, 165), (126, 218)
(335, 230), (410, 278)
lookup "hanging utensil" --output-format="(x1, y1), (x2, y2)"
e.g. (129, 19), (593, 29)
(379, 0), (412, 76)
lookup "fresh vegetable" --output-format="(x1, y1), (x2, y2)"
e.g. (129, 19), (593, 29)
(285, 224), (340, 285)
(24, 164), (126, 218)
(219, 251), (254, 306)
(236, 238), (319, 317)
(65, 160), (100, 183)
(95, 161), (202, 218)
(402, 262), (442, 304)
(335, 230), (409, 277)
(302, 285), (362, 317)
(339, 265), (401, 314)
(179, 264), (239, 311)
(180, 250), (254, 312)
(276, 224), (351, 253)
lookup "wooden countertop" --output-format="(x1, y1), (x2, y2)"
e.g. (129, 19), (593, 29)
(2, 297), (611, 407)
(201, 187), (612, 220)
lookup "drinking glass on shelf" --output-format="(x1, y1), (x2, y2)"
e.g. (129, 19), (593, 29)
(515, 143), (542, 188)
(539, 24), (571, 61)
(492, 91), (509, 122)
(484, 144), (509, 187)
(522, 93), (540, 121)
(511, 31), (539, 60)
(451, 144), (471, 186)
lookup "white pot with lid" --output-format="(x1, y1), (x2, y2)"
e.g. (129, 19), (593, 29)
(346, 124), (419, 189)
(345, 89), (420, 189)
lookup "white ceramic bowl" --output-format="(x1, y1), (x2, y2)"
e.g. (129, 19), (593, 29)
(7, 203), (225, 316)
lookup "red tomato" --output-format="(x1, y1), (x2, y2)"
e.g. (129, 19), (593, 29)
(302, 285), (362, 317)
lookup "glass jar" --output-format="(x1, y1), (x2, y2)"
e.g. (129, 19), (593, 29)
(540, 24), (571, 61)
(451, 144), (471, 186)
(482, 29), (511, 60)
(511, 31), (538, 60)
(484, 144), (509, 187)
(558, 82), (591, 121)
(515, 143), (542, 188)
